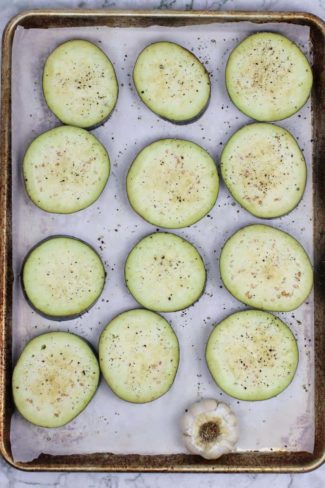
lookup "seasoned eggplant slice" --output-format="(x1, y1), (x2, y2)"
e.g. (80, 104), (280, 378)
(125, 232), (206, 312)
(220, 224), (313, 312)
(43, 39), (118, 128)
(206, 310), (299, 401)
(23, 126), (110, 214)
(226, 33), (312, 121)
(99, 309), (179, 403)
(133, 41), (210, 123)
(127, 138), (219, 229)
(13, 332), (100, 427)
(22, 236), (106, 320)
(221, 123), (306, 218)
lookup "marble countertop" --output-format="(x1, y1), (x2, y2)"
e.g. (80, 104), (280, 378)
(0, 0), (324, 486)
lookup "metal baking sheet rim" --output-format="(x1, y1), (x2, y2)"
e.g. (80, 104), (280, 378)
(0, 9), (324, 473)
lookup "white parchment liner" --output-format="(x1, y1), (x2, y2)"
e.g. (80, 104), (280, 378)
(10, 22), (314, 462)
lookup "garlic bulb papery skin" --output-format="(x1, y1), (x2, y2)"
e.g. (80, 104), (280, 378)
(181, 399), (239, 460)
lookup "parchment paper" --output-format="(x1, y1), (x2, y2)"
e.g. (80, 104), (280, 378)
(10, 21), (314, 462)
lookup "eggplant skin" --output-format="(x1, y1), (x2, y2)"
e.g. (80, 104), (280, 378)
(133, 41), (211, 125)
(153, 95), (210, 126)
(42, 94), (119, 131)
(73, 104), (118, 131)
(136, 91), (211, 126)
(21, 235), (106, 321)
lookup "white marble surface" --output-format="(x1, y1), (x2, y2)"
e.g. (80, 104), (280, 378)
(0, 0), (324, 485)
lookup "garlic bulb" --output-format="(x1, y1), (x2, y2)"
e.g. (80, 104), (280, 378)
(181, 399), (239, 459)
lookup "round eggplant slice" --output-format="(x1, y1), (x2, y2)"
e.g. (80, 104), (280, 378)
(220, 224), (313, 312)
(22, 236), (106, 320)
(225, 32), (312, 121)
(43, 39), (118, 128)
(125, 232), (206, 312)
(13, 332), (100, 427)
(206, 310), (298, 401)
(220, 123), (306, 218)
(23, 126), (110, 214)
(127, 138), (219, 229)
(133, 41), (210, 123)
(99, 309), (179, 403)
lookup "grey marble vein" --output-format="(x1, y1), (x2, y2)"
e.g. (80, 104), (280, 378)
(0, 0), (324, 486)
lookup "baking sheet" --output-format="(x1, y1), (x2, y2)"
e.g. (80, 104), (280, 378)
(10, 21), (314, 463)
